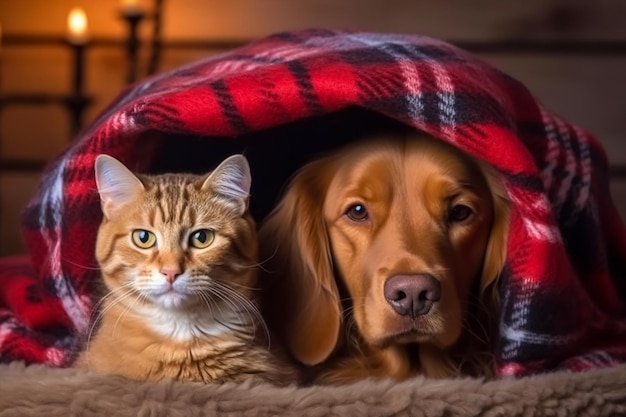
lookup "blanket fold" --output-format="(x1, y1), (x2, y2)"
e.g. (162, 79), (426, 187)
(0, 28), (625, 377)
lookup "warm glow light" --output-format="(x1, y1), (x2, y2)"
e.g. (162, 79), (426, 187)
(120, 0), (145, 17)
(67, 7), (88, 45)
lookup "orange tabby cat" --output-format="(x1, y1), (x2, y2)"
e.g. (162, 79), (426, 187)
(76, 154), (295, 384)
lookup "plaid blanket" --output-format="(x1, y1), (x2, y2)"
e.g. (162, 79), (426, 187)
(1, 29), (625, 376)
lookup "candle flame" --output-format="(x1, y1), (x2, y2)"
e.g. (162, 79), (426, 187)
(120, 0), (145, 16)
(67, 7), (88, 43)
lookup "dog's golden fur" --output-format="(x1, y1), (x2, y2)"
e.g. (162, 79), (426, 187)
(259, 134), (510, 384)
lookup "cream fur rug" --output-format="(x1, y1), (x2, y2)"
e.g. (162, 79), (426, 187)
(1, 362), (625, 416)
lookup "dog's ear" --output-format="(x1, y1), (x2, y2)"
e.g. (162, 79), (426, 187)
(480, 166), (511, 294)
(259, 163), (342, 366)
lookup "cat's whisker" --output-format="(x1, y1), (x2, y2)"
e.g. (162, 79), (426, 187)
(95, 290), (136, 328)
(88, 283), (136, 325)
(195, 284), (249, 325)
(208, 281), (270, 347)
(209, 283), (254, 320)
(254, 245), (280, 274)
(231, 261), (261, 271)
(194, 289), (257, 341)
(200, 286), (245, 325)
(62, 257), (102, 271)
(195, 289), (247, 337)
(196, 291), (220, 324)
(90, 282), (136, 309)
(215, 279), (260, 292)
(84, 286), (137, 363)
(111, 291), (144, 339)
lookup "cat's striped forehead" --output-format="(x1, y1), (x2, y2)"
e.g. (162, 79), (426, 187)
(142, 173), (199, 201)
(137, 173), (218, 225)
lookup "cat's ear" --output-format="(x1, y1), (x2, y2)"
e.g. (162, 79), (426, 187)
(95, 154), (144, 218)
(202, 154), (251, 215)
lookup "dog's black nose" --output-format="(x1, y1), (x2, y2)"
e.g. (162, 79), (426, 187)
(384, 274), (441, 318)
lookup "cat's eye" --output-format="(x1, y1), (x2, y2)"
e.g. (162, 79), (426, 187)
(190, 229), (215, 249)
(132, 229), (157, 248)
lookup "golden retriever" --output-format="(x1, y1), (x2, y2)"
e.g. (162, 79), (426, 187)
(259, 133), (510, 383)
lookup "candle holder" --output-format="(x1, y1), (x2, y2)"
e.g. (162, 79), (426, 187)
(121, 10), (146, 84)
(65, 40), (92, 136)
(64, 7), (92, 136)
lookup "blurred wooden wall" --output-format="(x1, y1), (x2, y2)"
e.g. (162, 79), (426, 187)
(1, 0), (625, 255)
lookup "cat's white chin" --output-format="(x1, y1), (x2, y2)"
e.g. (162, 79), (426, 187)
(139, 276), (199, 309)
(152, 291), (191, 309)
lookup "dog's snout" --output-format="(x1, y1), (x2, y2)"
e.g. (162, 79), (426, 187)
(384, 274), (441, 318)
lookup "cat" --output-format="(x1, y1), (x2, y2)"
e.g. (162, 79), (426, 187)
(75, 153), (296, 385)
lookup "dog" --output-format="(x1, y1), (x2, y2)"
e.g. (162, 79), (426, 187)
(259, 133), (510, 384)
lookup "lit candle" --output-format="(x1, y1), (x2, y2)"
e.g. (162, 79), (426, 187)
(120, 0), (145, 17)
(66, 7), (89, 45)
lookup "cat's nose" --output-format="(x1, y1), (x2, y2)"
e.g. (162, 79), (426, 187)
(161, 266), (182, 283)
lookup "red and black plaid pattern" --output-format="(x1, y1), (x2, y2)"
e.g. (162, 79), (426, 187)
(1, 29), (625, 374)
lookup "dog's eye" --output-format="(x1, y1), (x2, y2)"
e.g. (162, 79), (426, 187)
(448, 204), (473, 223)
(346, 204), (368, 221)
